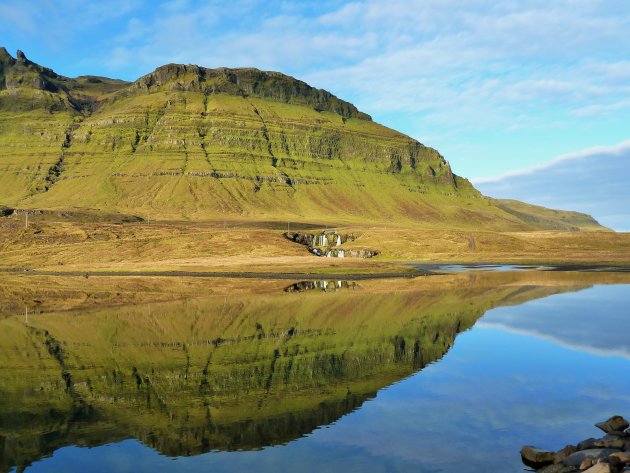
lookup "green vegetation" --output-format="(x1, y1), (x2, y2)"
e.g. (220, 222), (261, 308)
(492, 199), (609, 232)
(2, 270), (623, 471)
(0, 48), (608, 231)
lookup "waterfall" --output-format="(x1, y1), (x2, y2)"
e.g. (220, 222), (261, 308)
(336, 235), (342, 246)
(338, 249), (345, 258)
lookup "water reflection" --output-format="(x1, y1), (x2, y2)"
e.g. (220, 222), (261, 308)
(478, 285), (630, 359)
(0, 271), (629, 472)
(409, 263), (553, 272)
(284, 280), (359, 292)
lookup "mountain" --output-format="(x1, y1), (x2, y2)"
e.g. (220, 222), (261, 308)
(491, 199), (609, 232)
(0, 48), (607, 230)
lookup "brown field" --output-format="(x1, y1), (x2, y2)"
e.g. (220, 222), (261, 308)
(1, 216), (629, 274)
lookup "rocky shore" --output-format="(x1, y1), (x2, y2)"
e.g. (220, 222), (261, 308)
(521, 416), (630, 472)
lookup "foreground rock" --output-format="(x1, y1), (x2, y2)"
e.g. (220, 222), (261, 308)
(521, 416), (630, 472)
(596, 417), (630, 435)
(521, 445), (557, 468)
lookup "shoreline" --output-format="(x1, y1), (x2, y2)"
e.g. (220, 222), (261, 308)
(0, 268), (429, 280)
(2, 263), (630, 280)
(521, 415), (630, 472)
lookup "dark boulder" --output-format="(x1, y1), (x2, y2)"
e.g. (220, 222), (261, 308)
(538, 464), (578, 473)
(520, 445), (555, 468)
(554, 445), (579, 464)
(596, 417), (630, 434)
(563, 449), (619, 468)
(591, 437), (628, 450)
(609, 452), (630, 468)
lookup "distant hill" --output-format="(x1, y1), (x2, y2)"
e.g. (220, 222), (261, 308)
(491, 199), (609, 232)
(0, 48), (608, 230)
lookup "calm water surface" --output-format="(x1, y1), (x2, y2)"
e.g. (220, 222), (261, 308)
(1, 272), (629, 472)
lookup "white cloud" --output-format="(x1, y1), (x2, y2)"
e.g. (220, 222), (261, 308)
(478, 286), (630, 360)
(11, 0), (626, 133)
(473, 140), (630, 184)
(572, 98), (630, 118)
(473, 140), (630, 231)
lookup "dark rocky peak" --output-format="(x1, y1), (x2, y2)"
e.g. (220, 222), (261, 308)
(0, 48), (130, 114)
(16, 49), (28, 63)
(128, 64), (372, 120)
(0, 48), (63, 92)
(0, 47), (16, 89)
(0, 47), (15, 63)
(135, 63), (203, 90)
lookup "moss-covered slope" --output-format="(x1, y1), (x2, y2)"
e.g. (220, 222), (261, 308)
(0, 49), (606, 230)
(491, 198), (609, 232)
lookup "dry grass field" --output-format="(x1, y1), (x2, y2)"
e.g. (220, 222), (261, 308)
(1, 216), (628, 274)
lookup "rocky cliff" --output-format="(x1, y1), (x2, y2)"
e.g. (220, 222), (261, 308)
(0, 49), (605, 229)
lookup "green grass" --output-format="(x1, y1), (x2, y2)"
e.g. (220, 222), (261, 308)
(1, 59), (604, 231)
(491, 198), (609, 231)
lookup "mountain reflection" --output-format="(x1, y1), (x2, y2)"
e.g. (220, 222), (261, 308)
(1, 271), (624, 472)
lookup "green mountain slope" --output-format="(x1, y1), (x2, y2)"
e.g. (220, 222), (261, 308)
(492, 198), (609, 232)
(0, 48), (606, 230)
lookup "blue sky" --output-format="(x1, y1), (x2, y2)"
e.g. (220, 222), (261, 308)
(1, 0), (629, 228)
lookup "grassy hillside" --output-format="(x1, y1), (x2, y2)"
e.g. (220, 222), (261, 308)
(0, 48), (606, 230)
(492, 198), (608, 231)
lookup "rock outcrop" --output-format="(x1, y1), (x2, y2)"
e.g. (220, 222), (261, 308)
(596, 417), (630, 435)
(285, 231), (356, 247)
(0, 48), (129, 111)
(284, 280), (359, 292)
(127, 64), (372, 120)
(284, 231), (379, 258)
(521, 416), (630, 473)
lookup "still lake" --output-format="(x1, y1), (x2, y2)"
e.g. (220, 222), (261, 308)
(1, 270), (629, 472)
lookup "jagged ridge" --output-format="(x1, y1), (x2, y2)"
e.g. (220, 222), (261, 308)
(125, 64), (372, 120)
